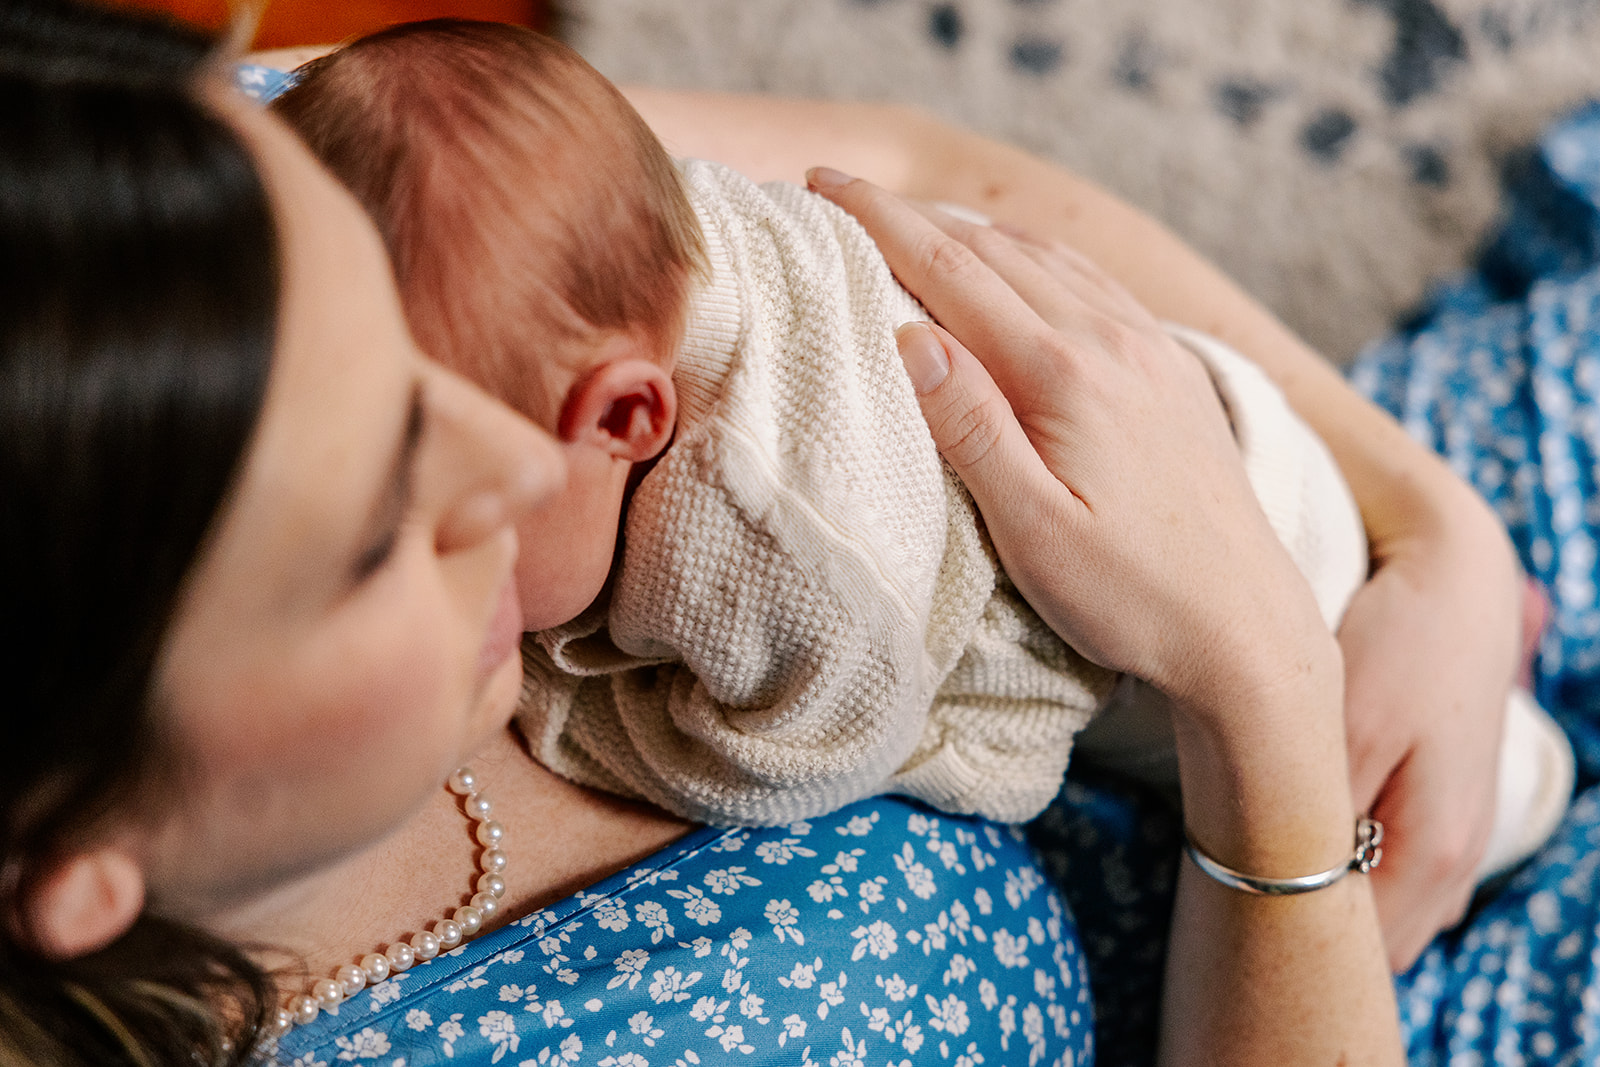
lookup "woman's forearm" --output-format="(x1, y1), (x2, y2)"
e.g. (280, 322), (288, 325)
(1163, 674), (1402, 1066)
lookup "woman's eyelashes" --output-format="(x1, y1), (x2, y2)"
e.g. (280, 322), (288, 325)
(351, 382), (428, 585)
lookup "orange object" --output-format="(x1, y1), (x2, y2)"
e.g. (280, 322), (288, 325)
(109, 0), (549, 47)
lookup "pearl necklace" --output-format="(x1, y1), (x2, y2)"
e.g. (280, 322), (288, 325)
(269, 767), (507, 1036)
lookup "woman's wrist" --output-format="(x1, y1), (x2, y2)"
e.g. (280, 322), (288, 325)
(1169, 636), (1357, 878)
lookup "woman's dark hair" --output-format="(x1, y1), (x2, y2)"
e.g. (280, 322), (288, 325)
(0, 0), (278, 1062)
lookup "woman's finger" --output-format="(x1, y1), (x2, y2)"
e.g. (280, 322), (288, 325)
(894, 321), (1067, 530)
(809, 168), (1063, 398)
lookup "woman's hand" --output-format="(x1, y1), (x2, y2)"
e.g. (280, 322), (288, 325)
(807, 170), (1327, 718)
(810, 168), (1401, 1066)
(1339, 487), (1523, 969)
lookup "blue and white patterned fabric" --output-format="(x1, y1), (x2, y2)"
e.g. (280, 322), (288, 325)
(272, 797), (1092, 1067)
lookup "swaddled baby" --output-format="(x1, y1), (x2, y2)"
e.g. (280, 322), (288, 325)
(273, 19), (1570, 879)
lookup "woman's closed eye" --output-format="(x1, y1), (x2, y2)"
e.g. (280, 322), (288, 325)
(351, 380), (427, 585)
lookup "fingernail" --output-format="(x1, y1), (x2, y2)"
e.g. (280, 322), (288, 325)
(806, 166), (853, 192)
(897, 322), (949, 394)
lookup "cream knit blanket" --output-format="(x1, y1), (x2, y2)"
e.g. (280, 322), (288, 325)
(518, 159), (1113, 826)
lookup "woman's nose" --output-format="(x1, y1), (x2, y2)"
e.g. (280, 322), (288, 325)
(426, 364), (567, 555)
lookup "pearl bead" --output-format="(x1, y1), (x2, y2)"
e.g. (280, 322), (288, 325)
(272, 1007), (294, 1034)
(290, 994), (320, 1026)
(360, 952), (391, 983)
(312, 977), (344, 1010)
(453, 905), (483, 936)
(448, 767), (478, 795)
(465, 793), (494, 820)
(434, 918), (463, 949)
(410, 930), (441, 961)
(336, 963), (367, 996)
(481, 848), (508, 874)
(385, 942), (416, 972)
(477, 872), (506, 899)
(475, 820), (505, 848)
(471, 890), (500, 920)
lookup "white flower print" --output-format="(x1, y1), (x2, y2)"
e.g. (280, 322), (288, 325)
(754, 838), (816, 865)
(828, 1026), (868, 1067)
(998, 998), (1016, 1049)
(876, 974), (917, 1002)
(703, 1015), (753, 1055)
(1021, 1003), (1046, 1066)
(671, 1053), (702, 1067)
(437, 1014), (465, 1058)
(992, 928), (1030, 969)
(978, 980), (999, 1011)
(851, 919), (899, 961)
(597, 1053), (649, 1067)
(709, 830), (748, 852)
(857, 876), (887, 911)
(635, 900), (674, 944)
(780, 959), (820, 989)
(608, 949), (651, 991)
(907, 813), (934, 837)
(368, 974), (408, 1009)
(647, 965), (701, 1004)
(925, 993), (970, 1037)
(404, 1008), (432, 1032)
(334, 1027), (391, 1061)
(287, 1055), (327, 1067)
(667, 885), (722, 926)
(830, 849), (864, 874)
(1026, 916), (1047, 945)
(895, 843), (937, 900)
(817, 973), (848, 1019)
(806, 875), (847, 903)
(628, 1010), (664, 1047)
(529, 1032), (585, 1064)
(778, 1013), (808, 1048)
(973, 887), (993, 916)
(727, 927), (752, 951)
(688, 995), (724, 1023)
(1033, 969), (1056, 1001)
(901, 1021), (924, 1054)
(704, 867), (761, 895)
(685, 936), (713, 958)
(765, 898), (804, 944)
(739, 990), (767, 1022)
(945, 954), (975, 985)
(953, 1042), (987, 1067)
(837, 812), (878, 836)
(595, 899), (631, 932)
(478, 1011), (519, 1063)
(1003, 867), (1044, 910)
(539, 1000), (572, 1029)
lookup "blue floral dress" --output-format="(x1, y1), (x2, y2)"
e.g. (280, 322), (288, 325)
(272, 798), (1093, 1067)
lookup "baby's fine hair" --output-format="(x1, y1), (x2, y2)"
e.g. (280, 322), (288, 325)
(273, 20), (706, 423)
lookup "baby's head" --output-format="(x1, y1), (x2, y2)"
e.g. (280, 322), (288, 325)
(273, 20), (705, 629)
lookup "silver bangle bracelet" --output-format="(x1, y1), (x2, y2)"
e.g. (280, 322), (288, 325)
(1183, 817), (1384, 896)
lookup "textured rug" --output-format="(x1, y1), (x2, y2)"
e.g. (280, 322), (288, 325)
(563, 0), (1600, 363)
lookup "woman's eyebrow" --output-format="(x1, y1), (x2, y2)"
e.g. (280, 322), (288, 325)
(355, 379), (427, 572)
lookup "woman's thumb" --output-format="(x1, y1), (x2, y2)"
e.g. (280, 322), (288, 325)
(895, 322), (1031, 500)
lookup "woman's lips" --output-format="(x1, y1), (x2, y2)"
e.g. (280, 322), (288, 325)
(478, 576), (524, 681)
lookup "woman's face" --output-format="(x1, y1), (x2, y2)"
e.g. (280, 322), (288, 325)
(140, 98), (566, 918)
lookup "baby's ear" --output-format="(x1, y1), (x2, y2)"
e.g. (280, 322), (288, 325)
(558, 351), (677, 463)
